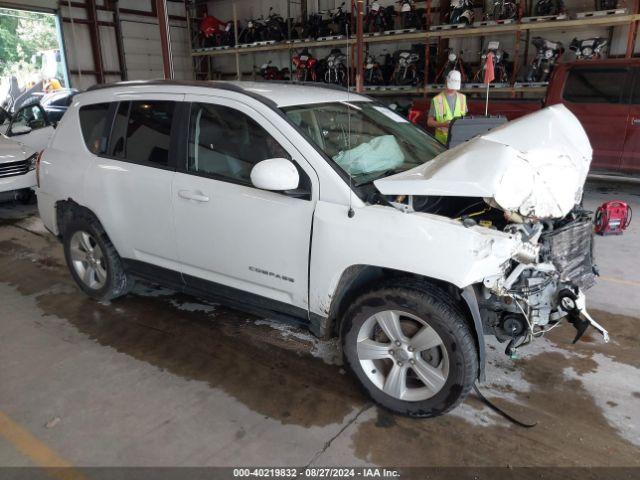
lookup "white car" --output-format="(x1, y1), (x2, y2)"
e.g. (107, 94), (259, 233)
(36, 81), (607, 417)
(0, 134), (37, 198)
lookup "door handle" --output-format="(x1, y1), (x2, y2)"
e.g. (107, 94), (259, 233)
(178, 190), (210, 202)
(632, 118), (640, 126)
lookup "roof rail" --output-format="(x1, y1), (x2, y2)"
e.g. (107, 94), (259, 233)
(82, 79), (278, 108)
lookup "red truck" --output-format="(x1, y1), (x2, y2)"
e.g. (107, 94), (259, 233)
(410, 58), (640, 177)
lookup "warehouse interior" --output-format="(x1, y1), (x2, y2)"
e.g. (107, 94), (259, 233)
(0, 1), (639, 479)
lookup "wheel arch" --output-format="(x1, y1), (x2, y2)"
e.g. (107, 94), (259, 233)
(325, 265), (486, 381)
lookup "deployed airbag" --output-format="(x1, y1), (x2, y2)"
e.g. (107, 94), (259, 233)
(333, 135), (405, 176)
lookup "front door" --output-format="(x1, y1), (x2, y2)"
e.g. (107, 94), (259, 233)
(560, 66), (631, 173)
(172, 95), (317, 312)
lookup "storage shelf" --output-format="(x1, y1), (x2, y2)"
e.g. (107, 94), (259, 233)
(354, 84), (548, 96)
(192, 13), (640, 57)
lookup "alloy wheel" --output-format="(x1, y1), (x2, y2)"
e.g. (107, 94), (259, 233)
(356, 310), (449, 401)
(69, 231), (107, 290)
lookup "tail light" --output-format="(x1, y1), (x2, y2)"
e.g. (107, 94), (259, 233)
(35, 150), (44, 188)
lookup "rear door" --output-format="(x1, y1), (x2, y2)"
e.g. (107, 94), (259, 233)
(622, 68), (640, 175)
(561, 66), (632, 173)
(83, 95), (184, 275)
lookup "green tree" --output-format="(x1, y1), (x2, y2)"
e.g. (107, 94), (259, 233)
(0, 8), (58, 78)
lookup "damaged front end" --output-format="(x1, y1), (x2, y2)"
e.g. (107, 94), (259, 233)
(374, 104), (609, 356)
(480, 208), (608, 357)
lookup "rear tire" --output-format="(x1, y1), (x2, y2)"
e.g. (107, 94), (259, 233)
(63, 212), (134, 301)
(341, 279), (478, 417)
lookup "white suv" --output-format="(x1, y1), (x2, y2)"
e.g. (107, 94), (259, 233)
(37, 80), (607, 417)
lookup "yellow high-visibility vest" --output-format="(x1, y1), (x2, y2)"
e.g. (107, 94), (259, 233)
(432, 92), (467, 144)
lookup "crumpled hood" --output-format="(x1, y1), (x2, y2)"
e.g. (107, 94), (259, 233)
(374, 105), (592, 219)
(0, 135), (36, 164)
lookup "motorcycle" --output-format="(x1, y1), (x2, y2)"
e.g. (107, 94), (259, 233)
(328, 2), (350, 36)
(526, 37), (563, 82)
(569, 37), (608, 59)
(324, 49), (348, 85)
(449, 0), (475, 24)
(391, 48), (423, 85)
(364, 52), (387, 85)
(534, 0), (565, 16)
(302, 12), (328, 39)
(257, 61), (290, 81)
(435, 50), (470, 83)
(199, 15), (229, 48)
(238, 16), (265, 44)
(263, 7), (287, 41)
(474, 41), (509, 83)
(397, 0), (424, 29)
(490, 0), (518, 20)
(292, 48), (318, 82)
(365, 1), (395, 33)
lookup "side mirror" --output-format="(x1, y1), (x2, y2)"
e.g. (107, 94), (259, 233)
(11, 125), (32, 136)
(250, 158), (299, 191)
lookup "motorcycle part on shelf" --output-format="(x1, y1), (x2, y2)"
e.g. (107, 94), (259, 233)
(594, 201), (632, 236)
(474, 41), (509, 83)
(397, 0), (425, 29)
(366, 1), (395, 32)
(436, 49), (470, 83)
(292, 48), (318, 82)
(449, 0), (476, 24)
(534, 0), (565, 16)
(526, 37), (564, 82)
(490, 0), (518, 20)
(569, 37), (608, 60)
(257, 61), (290, 81)
(364, 51), (391, 85)
(323, 49), (348, 85)
(391, 47), (424, 86)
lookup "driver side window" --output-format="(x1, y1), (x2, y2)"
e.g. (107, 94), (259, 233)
(187, 102), (290, 185)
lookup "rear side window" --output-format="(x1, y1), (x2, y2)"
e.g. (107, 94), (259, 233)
(79, 103), (111, 154)
(563, 68), (628, 104)
(108, 101), (175, 166)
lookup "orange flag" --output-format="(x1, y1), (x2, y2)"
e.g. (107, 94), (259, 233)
(484, 51), (495, 85)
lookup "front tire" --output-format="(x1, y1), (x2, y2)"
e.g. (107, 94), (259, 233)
(63, 213), (134, 301)
(342, 280), (478, 417)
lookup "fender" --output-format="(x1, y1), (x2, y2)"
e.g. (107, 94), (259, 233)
(461, 285), (486, 382)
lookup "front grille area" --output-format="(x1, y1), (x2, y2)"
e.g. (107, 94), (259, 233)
(542, 217), (596, 290)
(0, 160), (30, 179)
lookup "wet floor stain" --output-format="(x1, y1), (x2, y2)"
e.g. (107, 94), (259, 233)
(0, 235), (363, 428)
(1, 225), (639, 466)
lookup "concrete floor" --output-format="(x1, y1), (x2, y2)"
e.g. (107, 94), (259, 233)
(0, 182), (638, 469)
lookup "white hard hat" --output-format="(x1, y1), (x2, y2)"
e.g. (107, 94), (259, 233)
(446, 70), (462, 91)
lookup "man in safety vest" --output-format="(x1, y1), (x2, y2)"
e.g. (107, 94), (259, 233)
(427, 70), (467, 145)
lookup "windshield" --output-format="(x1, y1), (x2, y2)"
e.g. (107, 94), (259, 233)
(282, 101), (444, 185)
